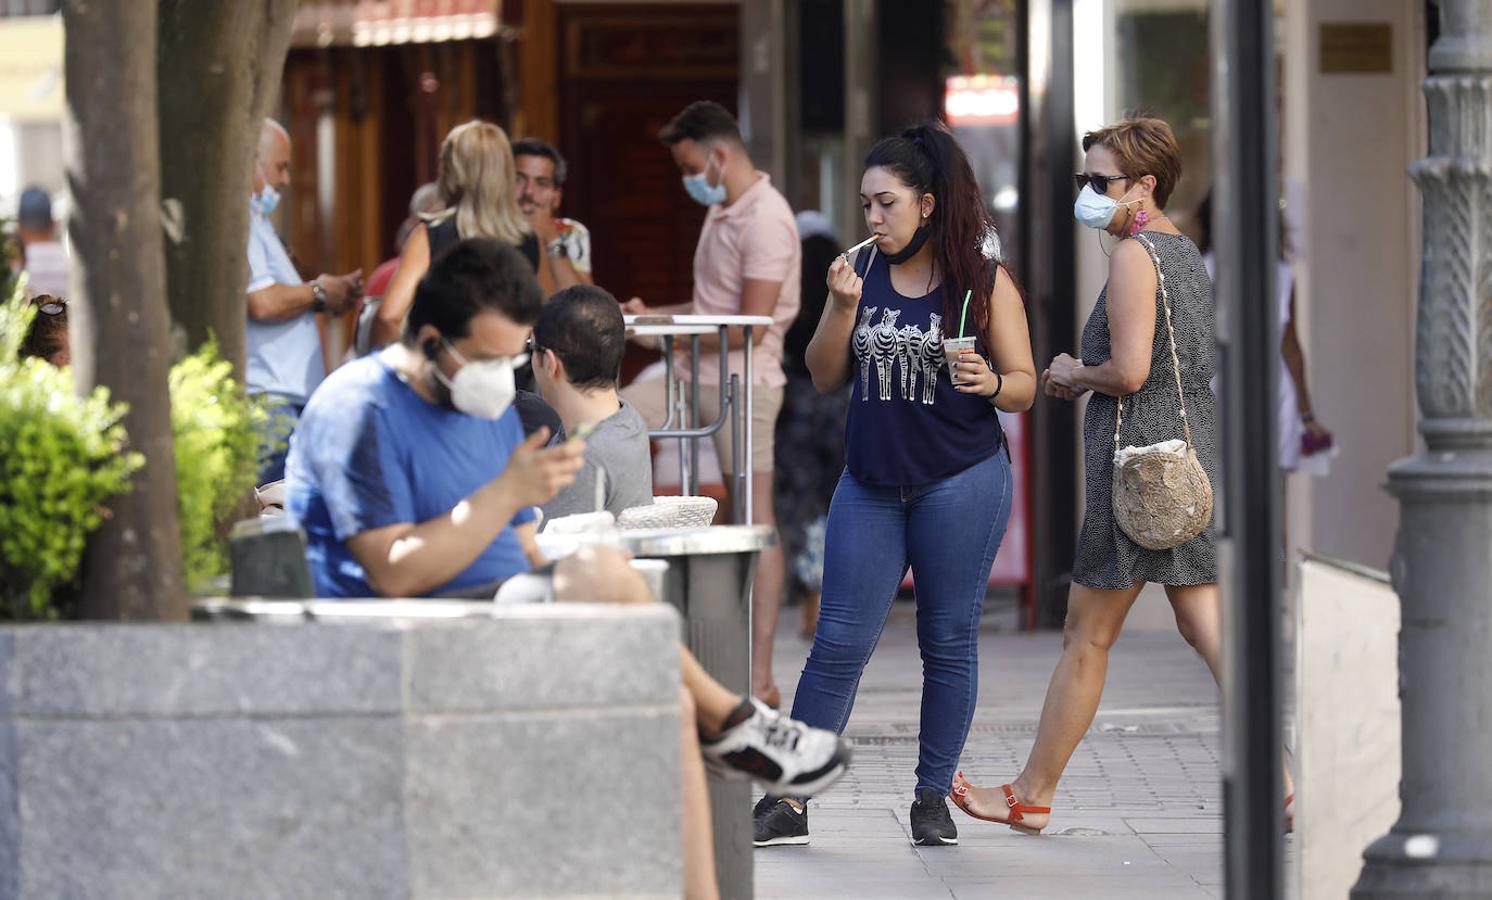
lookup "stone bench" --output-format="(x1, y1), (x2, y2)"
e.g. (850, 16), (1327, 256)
(0, 603), (682, 899)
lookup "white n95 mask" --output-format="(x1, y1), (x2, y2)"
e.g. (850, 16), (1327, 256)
(434, 340), (526, 420)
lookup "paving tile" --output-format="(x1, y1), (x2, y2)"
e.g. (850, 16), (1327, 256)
(757, 612), (1234, 899)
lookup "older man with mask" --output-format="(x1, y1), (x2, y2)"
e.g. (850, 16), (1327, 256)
(246, 118), (364, 485)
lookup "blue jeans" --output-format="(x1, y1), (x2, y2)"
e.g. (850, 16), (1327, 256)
(255, 397), (304, 487)
(790, 452), (1012, 796)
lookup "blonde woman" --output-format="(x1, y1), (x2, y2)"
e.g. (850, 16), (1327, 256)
(372, 120), (553, 348)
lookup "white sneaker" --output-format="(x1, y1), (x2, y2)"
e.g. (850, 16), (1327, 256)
(699, 698), (851, 797)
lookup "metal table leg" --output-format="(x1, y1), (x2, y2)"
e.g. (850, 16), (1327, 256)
(690, 334), (702, 498)
(742, 325), (754, 525)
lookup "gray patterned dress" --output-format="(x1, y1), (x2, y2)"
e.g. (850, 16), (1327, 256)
(1073, 231), (1220, 589)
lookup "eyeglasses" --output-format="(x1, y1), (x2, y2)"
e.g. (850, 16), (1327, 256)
(31, 295), (65, 317)
(1074, 173), (1129, 195)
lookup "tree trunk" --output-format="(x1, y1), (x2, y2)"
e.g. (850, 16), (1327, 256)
(63, 0), (186, 621)
(156, 0), (298, 377)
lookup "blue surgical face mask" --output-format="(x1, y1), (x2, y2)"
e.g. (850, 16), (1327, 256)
(252, 182), (280, 217)
(682, 156), (726, 207)
(1073, 183), (1138, 230)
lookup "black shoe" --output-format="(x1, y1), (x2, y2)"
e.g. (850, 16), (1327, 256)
(910, 788), (958, 846)
(753, 796), (809, 847)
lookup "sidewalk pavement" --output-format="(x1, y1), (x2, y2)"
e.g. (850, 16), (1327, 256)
(754, 601), (1291, 899)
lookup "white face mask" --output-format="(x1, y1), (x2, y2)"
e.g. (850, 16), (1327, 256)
(1073, 183), (1139, 230)
(682, 156), (727, 207)
(433, 340), (526, 420)
(252, 182), (280, 217)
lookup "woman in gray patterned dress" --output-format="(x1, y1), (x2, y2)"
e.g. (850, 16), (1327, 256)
(950, 117), (1295, 832)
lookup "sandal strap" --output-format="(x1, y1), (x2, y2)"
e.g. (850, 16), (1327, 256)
(1001, 783), (1052, 820)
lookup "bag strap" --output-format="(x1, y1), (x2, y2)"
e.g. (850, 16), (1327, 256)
(1114, 233), (1194, 453)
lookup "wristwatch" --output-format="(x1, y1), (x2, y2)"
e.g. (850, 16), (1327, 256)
(546, 237), (568, 260)
(310, 279), (328, 313)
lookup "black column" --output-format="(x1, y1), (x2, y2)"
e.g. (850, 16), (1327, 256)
(1211, 0), (1284, 897)
(1024, 0), (1078, 628)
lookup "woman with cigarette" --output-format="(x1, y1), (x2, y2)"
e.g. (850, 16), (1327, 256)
(753, 121), (1035, 848)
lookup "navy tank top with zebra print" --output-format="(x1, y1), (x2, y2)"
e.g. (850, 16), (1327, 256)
(842, 250), (1004, 486)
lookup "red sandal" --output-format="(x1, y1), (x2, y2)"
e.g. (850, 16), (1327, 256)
(949, 771), (1051, 835)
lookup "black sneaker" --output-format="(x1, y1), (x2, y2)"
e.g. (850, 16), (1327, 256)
(910, 788), (958, 846)
(753, 796), (809, 847)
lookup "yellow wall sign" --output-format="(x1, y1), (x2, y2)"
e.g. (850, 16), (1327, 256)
(0, 15), (64, 122)
(1320, 22), (1393, 75)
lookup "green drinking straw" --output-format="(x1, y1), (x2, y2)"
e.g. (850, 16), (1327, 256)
(958, 289), (972, 338)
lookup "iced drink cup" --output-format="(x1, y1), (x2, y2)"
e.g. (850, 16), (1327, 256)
(944, 336), (977, 384)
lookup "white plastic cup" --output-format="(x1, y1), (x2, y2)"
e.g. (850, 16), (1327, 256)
(944, 336), (977, 384)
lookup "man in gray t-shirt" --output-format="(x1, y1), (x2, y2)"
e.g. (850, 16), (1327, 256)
(533, 285), (654, 522)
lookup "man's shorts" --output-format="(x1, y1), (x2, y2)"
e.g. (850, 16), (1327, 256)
(623, 376), (784, 475)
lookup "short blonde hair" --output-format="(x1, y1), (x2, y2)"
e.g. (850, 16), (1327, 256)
(429, 120), (529, 246)
(1082, 117), (1182, 208)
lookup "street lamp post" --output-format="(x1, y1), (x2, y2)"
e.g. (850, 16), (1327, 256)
(1353, 2), (1492, 896)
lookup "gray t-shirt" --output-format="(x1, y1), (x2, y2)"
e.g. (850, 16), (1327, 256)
(541, 399), (654, 523)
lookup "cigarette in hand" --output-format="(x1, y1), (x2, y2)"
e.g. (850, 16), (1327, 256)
(841, 234), (871, 258)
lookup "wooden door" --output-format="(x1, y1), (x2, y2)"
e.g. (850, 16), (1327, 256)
(554, 4), (738, 314)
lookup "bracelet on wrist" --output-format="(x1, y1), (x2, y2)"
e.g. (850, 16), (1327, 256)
(1300, 411), (1316, 423)
(988, 370), (1004, 401)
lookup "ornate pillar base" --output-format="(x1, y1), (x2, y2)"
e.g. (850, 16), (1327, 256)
(1352, 452), (1492, 898)
(1354, 831), (1492, 899)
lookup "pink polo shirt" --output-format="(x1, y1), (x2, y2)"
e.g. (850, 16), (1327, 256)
(674, 172), (800, 389)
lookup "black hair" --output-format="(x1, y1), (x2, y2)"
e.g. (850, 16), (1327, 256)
(532, 284), (626, 392)
(512, 138), (567, 186)
(403, 238), (543, 345)
(864, 120), (1017, 337)
(20, 294), (66, 363)
(658, 101), (742, 147)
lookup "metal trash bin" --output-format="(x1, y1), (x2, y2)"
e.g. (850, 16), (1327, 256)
(228, 516), (314, 599)
(619, 524), (776, 900)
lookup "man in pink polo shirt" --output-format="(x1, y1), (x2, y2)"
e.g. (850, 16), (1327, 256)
(622, 101), (800, 707)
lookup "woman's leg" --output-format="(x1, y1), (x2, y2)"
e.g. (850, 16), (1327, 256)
(957, 579), (1144, 826)
(678, 687), (720, 900)
(788, 471), (908, 736)
(903, 454), (1013, 795)
(1166, 583), (1295, 803)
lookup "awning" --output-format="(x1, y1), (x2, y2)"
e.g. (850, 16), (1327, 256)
(291, 0), (503, 49)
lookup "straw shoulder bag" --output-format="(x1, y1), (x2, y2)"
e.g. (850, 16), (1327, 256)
(1110, 233), (1213, 551)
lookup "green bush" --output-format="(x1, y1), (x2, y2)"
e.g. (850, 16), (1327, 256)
(0, 292), (141, 620)
(170, 337), (266, 591)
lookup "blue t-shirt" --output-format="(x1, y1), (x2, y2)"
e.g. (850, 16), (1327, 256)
(285, 354), (536, 598)
(843, 251), (1004, 486)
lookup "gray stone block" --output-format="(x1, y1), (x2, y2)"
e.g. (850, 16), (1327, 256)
(405, 604), (680, 713)
(14, 623), (403, 718)
(0, 605), (682, 898)
(405, 707), (681, 897)
(0, 630), (14, 719)
(17, 718), (405, 900)
(0, 717), (16, 900)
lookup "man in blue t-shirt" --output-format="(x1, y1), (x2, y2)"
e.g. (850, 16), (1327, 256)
(286, 238), (586, 598)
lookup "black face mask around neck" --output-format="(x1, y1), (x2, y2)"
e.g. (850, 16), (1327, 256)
(882, 222), (932, 264)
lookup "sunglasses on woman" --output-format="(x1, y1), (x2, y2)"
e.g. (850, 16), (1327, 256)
(1073, 173), (1128, 194)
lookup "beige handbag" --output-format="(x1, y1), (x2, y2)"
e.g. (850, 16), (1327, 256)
(1110, 233), (1213, 551)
